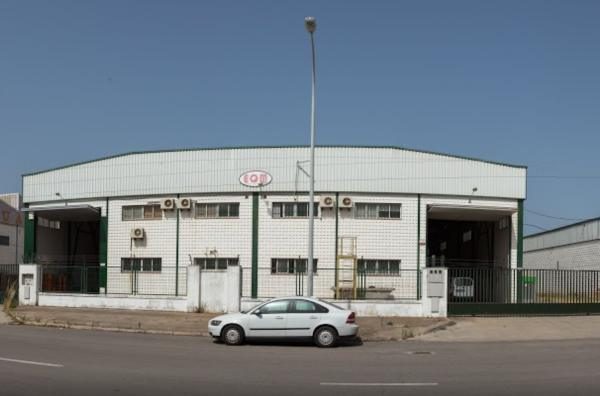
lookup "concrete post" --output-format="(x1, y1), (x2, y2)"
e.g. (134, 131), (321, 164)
(421, 267), (448, 317)
(186, 265), (200, 312)
(18, 264), (39, 306)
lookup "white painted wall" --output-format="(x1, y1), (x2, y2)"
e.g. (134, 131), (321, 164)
(0, 223), (23, 264)
(524, 240), (600, 270)
(37, 293), (189, 311)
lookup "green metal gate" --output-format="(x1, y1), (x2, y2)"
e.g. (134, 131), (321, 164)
(448, 268), (600, 315)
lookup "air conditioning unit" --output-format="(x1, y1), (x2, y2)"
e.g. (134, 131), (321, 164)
(131, 228), (145, 239)
(178, 198), (193, 210)
(160, 198), (176, 210)
(339, 196), (353, 209)
(319, 195), (335, 208)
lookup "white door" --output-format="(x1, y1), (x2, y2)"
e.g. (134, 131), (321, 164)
(246, 300), (290, 338)
(286, 299), (326, 337)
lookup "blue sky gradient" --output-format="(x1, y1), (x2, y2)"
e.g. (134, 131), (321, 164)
(2, 1), (600, 234)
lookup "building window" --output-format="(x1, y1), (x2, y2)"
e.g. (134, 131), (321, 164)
(194, 257), (239, 270)
(270, 258), (318, 274)
(122, 205), (162, 221)
(271, 202), (319, 218)
(357, 259), (401, 275)
(355, 203), (401, 219)
(195, 203), (239, 218)
(121, 258), (162, 272)
(38, 217), (61, 229)
(0, 235), (8, 246)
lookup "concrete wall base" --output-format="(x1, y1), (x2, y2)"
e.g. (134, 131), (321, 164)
(38, 293), (189, 312)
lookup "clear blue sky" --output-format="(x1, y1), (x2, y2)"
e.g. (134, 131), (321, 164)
(2, 1), (599, 234)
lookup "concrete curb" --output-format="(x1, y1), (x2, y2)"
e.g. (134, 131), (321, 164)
(11, 313), (452, 342)
(362, 319), (455, 342)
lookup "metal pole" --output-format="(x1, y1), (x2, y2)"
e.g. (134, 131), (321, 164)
(305, 17), (317, 297)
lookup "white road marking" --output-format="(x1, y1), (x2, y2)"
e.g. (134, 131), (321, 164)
(0, 357), (63, 368)
(320, 382), (438, 387)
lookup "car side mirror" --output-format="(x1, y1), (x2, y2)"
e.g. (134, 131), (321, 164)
(253, 309), (262, 316)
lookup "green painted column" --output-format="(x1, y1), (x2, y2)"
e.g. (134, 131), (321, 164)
(175, 195), (180, 297)
(99, 216), (108, 292)
(24, 214), (36, 263)
(251, 192), (259, 298)
(334, 192), (339, 298)
(416, 194), (421, 299)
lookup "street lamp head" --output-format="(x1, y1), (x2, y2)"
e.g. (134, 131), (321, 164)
(305, 16), (316, 33)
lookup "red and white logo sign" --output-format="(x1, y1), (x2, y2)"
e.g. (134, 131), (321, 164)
(239, 170), (272, 187)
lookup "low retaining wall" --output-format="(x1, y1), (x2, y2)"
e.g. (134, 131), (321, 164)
(38, 293), (189, 312)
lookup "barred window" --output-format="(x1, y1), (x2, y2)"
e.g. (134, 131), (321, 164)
(121, 258), (162, 272)
(357, 259), (401, 275)
(271, 258), (318, 274)
(195, 203), (239, 218)
(355, 203), (401, 219)
(122, 205), (162, 221)
(194, 257), (239, 270)
(271, 202), (319, 218)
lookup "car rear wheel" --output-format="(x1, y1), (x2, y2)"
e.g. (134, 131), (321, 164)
(222, 325), (244, 346)
(314, 326), (338, 348)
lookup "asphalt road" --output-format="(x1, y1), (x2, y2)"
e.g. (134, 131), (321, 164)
(1, 325), (599, 396)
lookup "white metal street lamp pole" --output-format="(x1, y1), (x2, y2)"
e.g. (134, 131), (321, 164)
(305, 16), (316, 297)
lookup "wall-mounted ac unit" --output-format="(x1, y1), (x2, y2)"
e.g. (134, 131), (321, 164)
(160, 198), (176, 210)
(339, 196), (353, 209)
(319, 195), (335, 208)
(131, 228), (145, 239)
(178, 198), (193, 210)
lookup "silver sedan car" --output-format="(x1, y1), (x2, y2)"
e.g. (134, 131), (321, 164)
(208, 297), (359, 348)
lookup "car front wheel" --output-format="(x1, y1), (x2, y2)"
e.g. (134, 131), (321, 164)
(314, 326), (338, 348)
(221, 325), (244, 346)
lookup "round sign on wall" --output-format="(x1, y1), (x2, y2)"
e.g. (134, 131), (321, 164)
(239, 170), (272, 187)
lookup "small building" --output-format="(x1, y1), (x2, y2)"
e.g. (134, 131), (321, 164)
(0, 193), (23, 265)
(19, 146), (527, 315)
(524, 218), (600, 270)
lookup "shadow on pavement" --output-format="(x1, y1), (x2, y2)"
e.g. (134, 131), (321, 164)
(212, 337), (363, 348)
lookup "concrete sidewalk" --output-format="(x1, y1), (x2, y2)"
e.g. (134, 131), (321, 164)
(415, 315), (600, 342)
(9, 306), (449, 341)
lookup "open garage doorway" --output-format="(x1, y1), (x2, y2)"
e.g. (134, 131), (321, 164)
(426, 205), (514, 304)
(26, 205), (101, 294)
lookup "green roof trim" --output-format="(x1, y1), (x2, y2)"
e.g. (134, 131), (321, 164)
(22, 144), (527, 178)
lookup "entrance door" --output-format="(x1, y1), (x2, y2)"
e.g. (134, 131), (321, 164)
(246, 300), (290, 338)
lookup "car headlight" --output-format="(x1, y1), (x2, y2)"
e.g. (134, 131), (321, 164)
(210, 320), (222, 326)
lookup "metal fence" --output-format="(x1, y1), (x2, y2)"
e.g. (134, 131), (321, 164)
(0, 264), (19, 303)
(242, 267), (421, 300)
(39, 265), (100, 294)
(38, 264), (187, 296)
(106, 265), (187, 296)
(448, 268), (600, 304)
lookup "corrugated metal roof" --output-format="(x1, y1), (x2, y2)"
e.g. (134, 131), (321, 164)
(22, 145), (527, 203)
(524, 217), (600, 252)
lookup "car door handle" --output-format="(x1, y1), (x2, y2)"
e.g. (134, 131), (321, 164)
(309, 316), (318, 319)
(275, 316), (284, 319)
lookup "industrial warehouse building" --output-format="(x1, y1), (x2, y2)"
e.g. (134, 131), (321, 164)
(525, 218), (600, 270)
(19, 146), (527, 316)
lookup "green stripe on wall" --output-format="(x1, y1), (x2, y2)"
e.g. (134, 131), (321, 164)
(251, 193), (259, 298)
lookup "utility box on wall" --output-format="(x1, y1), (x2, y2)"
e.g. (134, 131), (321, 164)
(19, 264), (38, 306)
